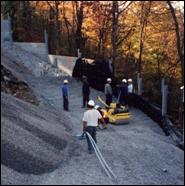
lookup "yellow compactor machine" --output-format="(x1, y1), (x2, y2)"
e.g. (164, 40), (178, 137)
(97, 96), (131, 124)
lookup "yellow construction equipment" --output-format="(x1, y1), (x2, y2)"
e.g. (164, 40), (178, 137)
(97, 96), (131, 124)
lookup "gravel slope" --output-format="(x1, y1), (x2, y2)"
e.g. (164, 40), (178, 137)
(1, 42), (184, 185)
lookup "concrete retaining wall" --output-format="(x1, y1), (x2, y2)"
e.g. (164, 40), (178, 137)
(1, 18), (47, 61)
(1, 19), (93, 77)
(48, 55), (77, 76)
(48, 55), (94, 76)
(1, 20), (12, 42)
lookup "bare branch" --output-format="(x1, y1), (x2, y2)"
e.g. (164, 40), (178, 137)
(116, 28), (133, 47)
(118, 1), (133, 16)
(46, 1), (54, 11)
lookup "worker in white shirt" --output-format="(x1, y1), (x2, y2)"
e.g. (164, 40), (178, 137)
(128, 78), (134, 107)
(82, 100), (105, 154)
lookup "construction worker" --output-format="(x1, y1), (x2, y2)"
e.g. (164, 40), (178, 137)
(104, 78), (113, 106)
(62, 79), (69, 111)
(128, 78), (134, 107)
(82, 75), (90, 108)
(118, 79), (128, 107)
(95, 105), (108, 129)
(83, 100), (105, 154)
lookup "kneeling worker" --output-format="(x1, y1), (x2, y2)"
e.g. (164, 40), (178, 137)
(82, 100), (106, 154)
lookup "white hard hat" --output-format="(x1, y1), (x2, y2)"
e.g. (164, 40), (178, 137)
(82, 75), (87, 79)
(107, 78), (112, 82)
(122, 79), (127, 83)
(64, 79), (68, 84)
(128, 78), (132, 82)
(95, 105), (100, 109)
(88, 100), (95, 107)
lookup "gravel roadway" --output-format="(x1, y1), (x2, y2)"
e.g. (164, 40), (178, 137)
(1, 42), (184, 185)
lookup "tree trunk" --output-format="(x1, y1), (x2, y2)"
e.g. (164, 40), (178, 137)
(97, 29), (103, 57)
(137, 1), (152, 74)
(55, 1), (60, 55)
(48, 5), (56, 54)
(22, 1), (31, 39)
(111, 1), (118, 77)
(138, 2), (145, 74)
(75, 1), (84, 52)
(62, 2), (72, 53)
(167, 1), (184, 84)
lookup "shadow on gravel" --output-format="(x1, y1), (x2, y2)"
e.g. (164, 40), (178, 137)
(1, 140), (61, 174)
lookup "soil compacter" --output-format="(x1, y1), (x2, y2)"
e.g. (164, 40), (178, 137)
(97, 96), (131, 125)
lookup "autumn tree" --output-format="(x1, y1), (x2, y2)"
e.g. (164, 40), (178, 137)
(62, 1), (74, 53)
(90, 2), (112, 57)
(137, 1), (152, 74)
(74, 1), (85, 53)
(111, 1), (133, 77)
(47, 1), (61, 55)
(167, 1), (184, 84)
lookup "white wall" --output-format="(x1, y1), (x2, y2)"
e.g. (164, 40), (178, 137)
(48, 55), (77, 76)
(48, 55), (94, 76)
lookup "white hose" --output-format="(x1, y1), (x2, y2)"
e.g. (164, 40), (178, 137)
(87, 134), (112, 179)
(86, 132), (117, 180)
(91, 137), (112, 179)
(88, 133), (117, 179)
(86, 132), (112, 179)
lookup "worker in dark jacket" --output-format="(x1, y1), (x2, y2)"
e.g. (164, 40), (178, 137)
(104, 78), (113, 106)
(117, 79), (128, 107)
(62, 79), (69, 111)
(82, 76), (90, 108)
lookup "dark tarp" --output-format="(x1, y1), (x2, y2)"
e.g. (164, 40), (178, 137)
(72, 58), (115, 92)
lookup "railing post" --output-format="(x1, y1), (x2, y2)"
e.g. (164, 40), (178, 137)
(162, 84), (168, 116)
(108, 58), (113, 73)
(54, 57), (58, 67)
(161, 78), (165, 93)
(180, 86), (184, 145)
(77, 48), (82, 58)
(44, 29), (49, 62)
(181, 86), (184, 103)
(137, 73), (142, 96)
(7, 14), (13, 43)
(137, 73), (140, 86)
(138, 78), (142, 96)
